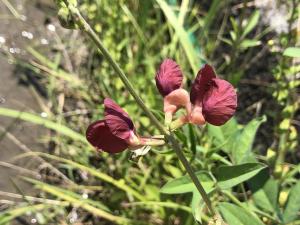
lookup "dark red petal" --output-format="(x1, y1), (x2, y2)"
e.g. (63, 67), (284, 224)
(202, 78), (237, 126)
(190, 64), (216, 104)
(104, 98), (134, 140)
(155, 59), (183, 97)
(86, 120), (128, 153)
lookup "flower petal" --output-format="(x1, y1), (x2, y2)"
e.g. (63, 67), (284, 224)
(202, 78), (237, 126)
(190, 64), (216, 104)
(155, 59), (183, 97)
(86, 120), (128, 153)
(104, 98), (135, 140)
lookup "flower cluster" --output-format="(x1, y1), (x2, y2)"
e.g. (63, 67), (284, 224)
(156, 59), (237, 127)
(86, 59), (237, 154)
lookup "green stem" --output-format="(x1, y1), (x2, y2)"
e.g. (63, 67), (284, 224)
(140, 137), (165, 146)
(169, 115), (188, 130)
(62, 0), (215, 216)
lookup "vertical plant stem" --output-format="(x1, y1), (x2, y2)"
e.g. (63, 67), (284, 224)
(62, 0), (215, 216)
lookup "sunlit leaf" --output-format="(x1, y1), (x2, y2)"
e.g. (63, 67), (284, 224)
(219, 203), (265, 225)
(214, 163), (267, 189)
(283, 47), (300, 58)
(283, 181), (300, 223)
(232, 116), (266, 164)
(242, 10), (260, 37)
(248, 170), (279, 213)
(160, 171), (214, 194)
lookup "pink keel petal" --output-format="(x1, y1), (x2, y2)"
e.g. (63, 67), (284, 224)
(190, 64), (216, 104)
(155, 59), (183, 97)
(104, 98), (135, 140)
(86, 120), (129, 154)
(202, 78), (237, 126)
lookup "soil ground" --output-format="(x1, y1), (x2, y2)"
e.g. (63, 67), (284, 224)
(0, 0), (52, 196)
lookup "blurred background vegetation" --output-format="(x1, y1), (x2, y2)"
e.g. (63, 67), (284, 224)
(0, 0), (299, 224)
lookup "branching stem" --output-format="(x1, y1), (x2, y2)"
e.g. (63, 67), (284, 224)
(62, 0), (215, 215)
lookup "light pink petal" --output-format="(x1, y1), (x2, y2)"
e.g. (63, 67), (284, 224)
(86, 120), (129, 154)
(104, 98), (135, 140)
(190, 64), (216, 104)
(202, 78), (237, 126)
(155, 59), (183, 97)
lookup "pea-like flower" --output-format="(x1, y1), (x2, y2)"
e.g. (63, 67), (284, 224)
(86, 119), (129, 153)
(155, 59), (191, 124)
(155, 60), (237, 127)
(86, 98), (164, 154)
(190, 64), (237, 126)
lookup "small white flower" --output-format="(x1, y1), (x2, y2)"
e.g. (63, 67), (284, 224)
(0, 36), (6, 44)
(132, 146), (151, 158)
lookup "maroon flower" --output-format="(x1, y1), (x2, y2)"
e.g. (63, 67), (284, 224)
(190, 64), (216, 105)
(155, 59), (183, 97)
(155, 59), (191, 124)
(86, 120), (129, 153)
(86, 98), (140, 154)
(104, 98), (136, 141)
(190, 64), (237, 126)
(86, 98), (165, 154)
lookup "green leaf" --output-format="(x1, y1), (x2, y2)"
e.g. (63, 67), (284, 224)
(248, 170), (279, 213)
(204, 0), (225, 30)
(283, 47), (300, 58)
(214, 163), (267, 189)
(283, 181), (300, 223)
(160, 171), (214, 194)
(208, 117), (239, 153)
(242, 10), (260, 38)
(219, 203), (265, 225)
(232, 116), (266, 164)
(24, 178), (130, 224)
(191, 192), (204, 223)
(240, 39), (261, 49)
(31, 152), (147, 202)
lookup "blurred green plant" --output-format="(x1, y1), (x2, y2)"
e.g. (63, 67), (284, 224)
(0, 0), (299, 225)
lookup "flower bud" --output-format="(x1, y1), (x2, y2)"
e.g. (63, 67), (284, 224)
(55, 0), (79, 29)
(155, 59), (183, 97)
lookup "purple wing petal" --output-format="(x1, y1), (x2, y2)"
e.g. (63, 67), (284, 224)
(86, 120), (129, 153)
(190, 64), (216, 104)
(104, 98), (135, 140)
(202, 78), (237, 126)
(155, 59), (183, 97)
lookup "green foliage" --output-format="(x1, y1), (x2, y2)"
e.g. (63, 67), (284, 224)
(214, 163), (267, 189)
(160, 171), (214, 194)
(0, 0), (299, 224)
(249, 170), (279, 214)
(283, 47), (300, 58)
(219, 203), (265, 225)
(283, 182), (300, 223)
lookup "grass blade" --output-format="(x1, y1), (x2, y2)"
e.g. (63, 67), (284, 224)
(23, 177), (131, 224)
(23, 152), (147, 202)
(156, 0), (201, 73)
(0, 107), (87, 143)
